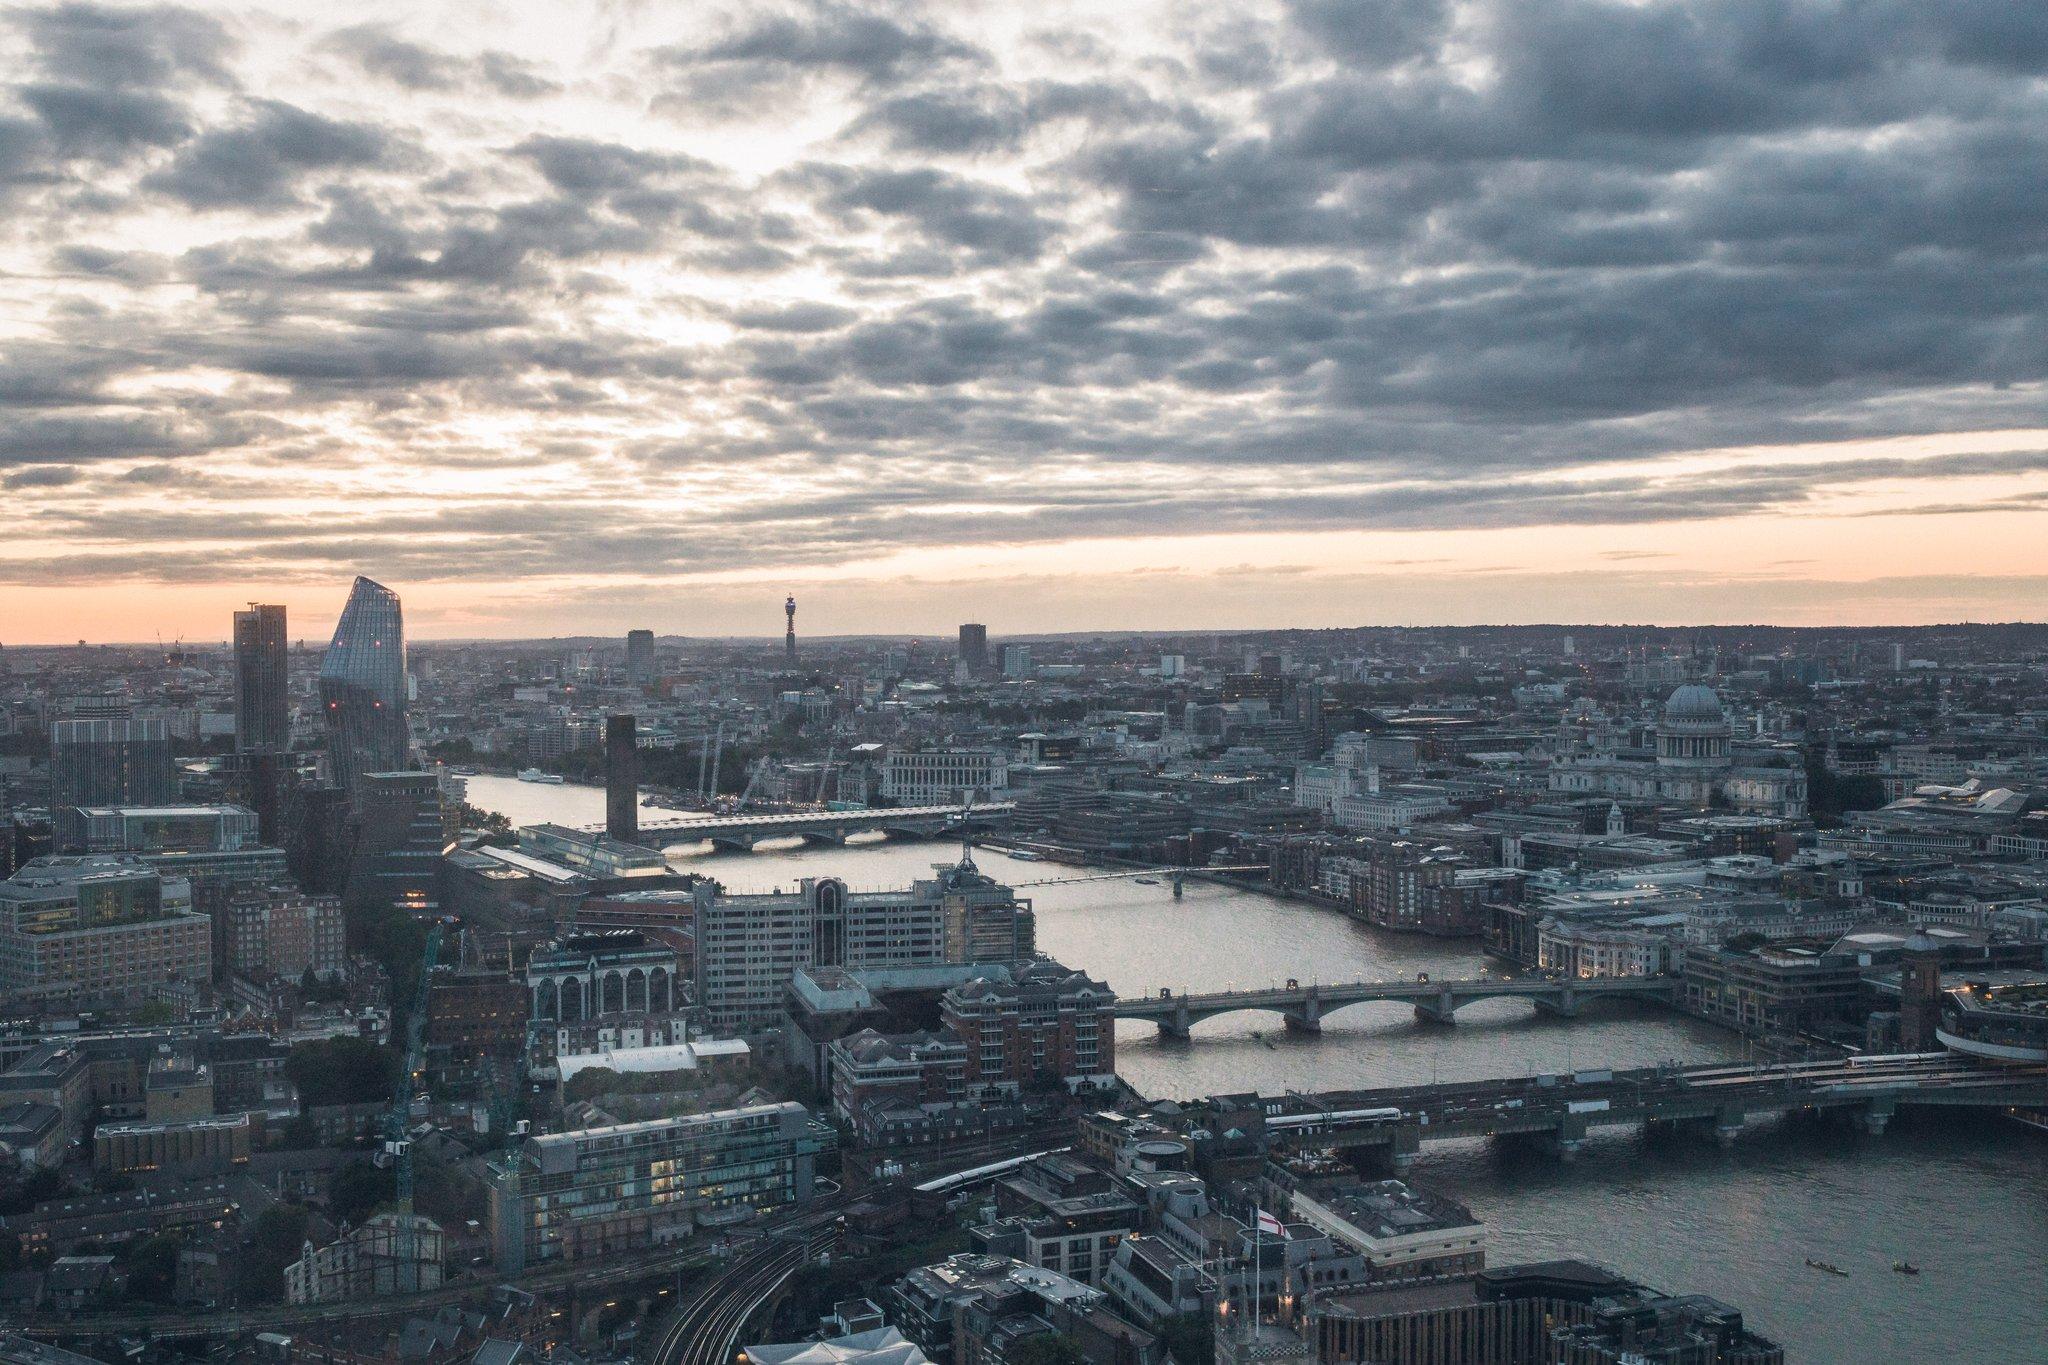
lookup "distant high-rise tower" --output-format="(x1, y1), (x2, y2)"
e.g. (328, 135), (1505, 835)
(626, 629), (656, 686)
(232, 602), (290, 844)
(342, 771), (448, 921)
(234, 604), (290, 754)
(958, 623), (988, 675)
(785, 595), (797, 663)
(320, 576), (408, 795)
(50, 717), (174, 809)
(606, 714), (640, 845)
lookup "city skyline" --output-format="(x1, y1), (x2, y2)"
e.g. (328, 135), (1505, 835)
(5, 2), (2048, 641)
(6, 4), (2047, 1353)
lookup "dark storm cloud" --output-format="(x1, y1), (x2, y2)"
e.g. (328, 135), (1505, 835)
(323, 25), (461, 90)
(649, 1), (985, 119)
(14, 2), (237, 89)
(1283, 0), (1448, 68)
(0, 411), (262, 466)
(656, 0), (982, 87)
(842, 86), (1028, 153)
(3, 464), (84, 490)
(323, 25), (563, 99)
(143, 99), (403, 207)
(790, 163), (1056, 263)
(17, 84), (191, 156)
(7, 0), (2048, 590)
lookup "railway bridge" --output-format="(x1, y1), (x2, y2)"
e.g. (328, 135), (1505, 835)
(1234, 1053), (2048, 1166)
(624, 802), (1012, 852)
(1114, 974), (1679, 1038)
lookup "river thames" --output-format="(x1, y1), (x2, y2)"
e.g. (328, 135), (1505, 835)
(469, 775), (2047, 1363)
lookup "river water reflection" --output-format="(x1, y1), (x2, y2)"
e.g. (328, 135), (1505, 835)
(467, 776), (2046, 1362)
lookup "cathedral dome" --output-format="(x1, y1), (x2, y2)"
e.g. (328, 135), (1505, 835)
(1657, 682), (1731, 772)
(1663, 683), (1725, 724)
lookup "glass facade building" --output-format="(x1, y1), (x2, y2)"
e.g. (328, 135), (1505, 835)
(486, 1101), (818, 1272)
(233, 604), (290, 754)
(342, 771), (448, 921)
(319, 577), (408, 793)
(49, 718), (175, 809)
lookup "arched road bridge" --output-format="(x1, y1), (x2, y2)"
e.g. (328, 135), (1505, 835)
(1115, 974), (1679, 1038)
(619, 802), (1013, 852)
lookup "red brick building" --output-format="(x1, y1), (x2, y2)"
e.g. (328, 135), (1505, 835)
(939, 959), (1116, 1094)
(827, 1028), (970, 1143)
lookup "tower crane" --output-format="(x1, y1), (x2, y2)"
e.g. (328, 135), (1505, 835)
(378, 918), (444, 1292)
(705, 722), (726, 800)
(736, 756), (768, 811)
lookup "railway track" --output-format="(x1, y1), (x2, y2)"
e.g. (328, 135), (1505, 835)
(653, 1218), (841, 1365)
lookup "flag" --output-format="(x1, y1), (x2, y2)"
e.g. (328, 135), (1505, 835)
(1255, 1208), (1287, 1238)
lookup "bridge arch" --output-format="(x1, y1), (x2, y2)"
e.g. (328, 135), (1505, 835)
(1126, 977), (1678, 1037)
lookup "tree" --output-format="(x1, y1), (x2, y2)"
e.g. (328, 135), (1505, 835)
(329, 1159), (396, 1226)
(125, 1233), (181, 1304)
(456, 802), (515, 845)
(299, 966), (347, 1003)
(285, 1036), (398, 1110)
(1006, 1336), (1085, 1365)
(0, 1166), (67, 1217)
(356, 903), (429, 1042)
(275, 1114), (319, 1150)
(235, 1205), (310, 1305)
(1157, 1313), (1215, 1365)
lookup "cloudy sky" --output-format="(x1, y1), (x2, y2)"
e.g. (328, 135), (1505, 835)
(5, 0), (2048, 643)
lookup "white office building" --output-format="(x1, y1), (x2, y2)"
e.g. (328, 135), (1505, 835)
(880, 749), (1009, 803)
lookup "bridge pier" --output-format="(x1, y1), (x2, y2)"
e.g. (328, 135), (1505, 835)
(1530, 988), (1581, 1019)
(709, 833), (757, 853)
(1861, 1098), (1896, 1136)
(1714, 1104), (1745, 1148)
(1283, 995), (1323, 1035)
(1155, 1006), (1195, 1041)
(801, 829), (849, 846)
(1543, 1114), (1589, 1162)
(1389, 1125), (1421, 1173)
(1412, 991), (1458, 1025)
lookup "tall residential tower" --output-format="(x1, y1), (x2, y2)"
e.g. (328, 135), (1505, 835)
(233, 604), (290, 753)
(958, 623), (988, 676)
(625, 629), (655, 686)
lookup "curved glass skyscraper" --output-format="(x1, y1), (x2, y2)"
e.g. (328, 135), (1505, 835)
(320, 576), (408, 793)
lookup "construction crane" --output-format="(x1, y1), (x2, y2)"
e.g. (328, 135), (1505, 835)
(379, 918), (444, 1290)
(736, 756), (768, 811)
(705, 722), (726, 800)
